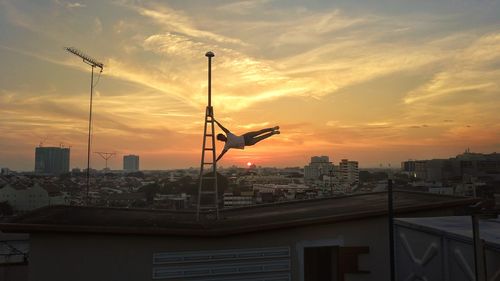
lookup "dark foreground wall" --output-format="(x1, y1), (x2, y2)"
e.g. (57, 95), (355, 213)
(0, 264), (28, 281)
(28, 208), (455, 281)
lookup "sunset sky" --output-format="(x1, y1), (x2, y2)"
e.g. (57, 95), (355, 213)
(1, 0), (499, 171)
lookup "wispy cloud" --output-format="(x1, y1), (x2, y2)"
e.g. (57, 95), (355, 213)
(404, 32), (500, 104)
(66, 2), (86, 9)
(53, 0), (87, 9)
(217, 0), (271, 15)
(236, 122), (270, 129)
(271, 10), (372, 47)
(119, 1), (246, 46)
(0, 44), (84, 70)
(93, 17), (103, 34)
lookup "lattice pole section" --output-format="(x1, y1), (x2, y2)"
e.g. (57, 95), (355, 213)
(196, 51), (219, 220)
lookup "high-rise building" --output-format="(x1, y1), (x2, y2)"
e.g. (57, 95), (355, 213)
(304, 156), (334, 181)
(123, 155), (139, 172)
(34, 147), (70, 175)
(339, 159), (359, 184)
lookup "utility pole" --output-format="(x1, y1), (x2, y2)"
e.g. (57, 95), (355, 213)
(388, 178), (395, 281)
(94, 152), (116, 170)
(65, 47), (104, 206)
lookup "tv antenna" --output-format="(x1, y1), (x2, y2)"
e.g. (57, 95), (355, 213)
(65, 47), (104, 206)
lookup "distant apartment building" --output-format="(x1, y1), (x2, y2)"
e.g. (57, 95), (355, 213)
(304, 156), (334, 181)
(34, 146), (70, 175)
(401, 160), (416, 177)
(400, 150), (500, 182)
(414, 160), (427, 179)
(338, 159), (359, 185)
(401, 160), (433, 180)
(123, 155), (139, 172)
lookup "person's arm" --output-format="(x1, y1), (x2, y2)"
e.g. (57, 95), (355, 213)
(214, 119), (230, 134)
(216, 149), (228, 162)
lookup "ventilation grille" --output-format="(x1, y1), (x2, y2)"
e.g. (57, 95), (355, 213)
(152, 247), (291, 280)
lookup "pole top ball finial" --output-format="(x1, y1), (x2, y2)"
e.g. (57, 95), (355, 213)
(205, 51), (215, 58)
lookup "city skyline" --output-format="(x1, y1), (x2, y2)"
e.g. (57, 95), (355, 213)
(2, 146), (497, 172)
(1, 0), (500, 171)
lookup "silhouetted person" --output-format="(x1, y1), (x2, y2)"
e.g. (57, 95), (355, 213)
(214, 120), (279, 161)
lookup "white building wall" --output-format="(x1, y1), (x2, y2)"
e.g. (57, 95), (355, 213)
(0, 184), (50, 212)
(223, 193), (254, 208)
(304, 156), (334, 181)
(253, 184), (309, 194)
(339, 159), (359, 185)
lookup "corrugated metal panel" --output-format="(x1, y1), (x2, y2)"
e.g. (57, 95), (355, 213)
(395, 219), (500, 281)
(152, 247), (291, 280)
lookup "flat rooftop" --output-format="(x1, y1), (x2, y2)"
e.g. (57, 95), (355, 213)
(0, 191), (477, 236)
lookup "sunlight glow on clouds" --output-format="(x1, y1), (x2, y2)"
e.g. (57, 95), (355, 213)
(0, 0), (499, 170)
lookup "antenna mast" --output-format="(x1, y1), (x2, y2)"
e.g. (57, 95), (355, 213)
(65, 47), (104, 206)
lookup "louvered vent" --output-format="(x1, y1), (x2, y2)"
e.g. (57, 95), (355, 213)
(152, 247), (291, 280)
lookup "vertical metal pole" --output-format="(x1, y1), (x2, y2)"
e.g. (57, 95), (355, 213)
(208, 56), (212, 107)
(388, 179), (395, 281)
(205, 51), (214, 115)
(472, 214), (486, 281)
(86, 65), (95, 206)
(205, 51), (218, 219)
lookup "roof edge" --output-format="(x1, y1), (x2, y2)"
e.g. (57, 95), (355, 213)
(0, 197), (478, 237)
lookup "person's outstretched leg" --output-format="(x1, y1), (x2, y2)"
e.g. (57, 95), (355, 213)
(245, 126), (280, 138)
(245, 131), (279, 146)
